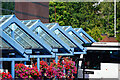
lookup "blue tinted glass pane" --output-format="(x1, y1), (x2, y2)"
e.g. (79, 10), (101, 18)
(80, 33), (92, 42)
(46, 24), (54, 29)
(68, 31), (83, 44)
(4, 23), (43, 49)
(53, 29), (76, 47)
(0, 15), (11, 24)
(62, 26), (68, 30)
(33, 26), (62, 48)
(0, 37), (12, 49)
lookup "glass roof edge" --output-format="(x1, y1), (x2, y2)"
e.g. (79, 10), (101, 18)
(67, 27), (89, 44)
(0, 38), (29, 59)
(78, 28), (96, 42)
(60, 26), (91, 44)
(0, 30), (28, 57)
(21, 19), (39, 22)
(78, 28), (83, 32)
(41, 22), (72, 52)
(61, 26), (70, 31)
(13, 16), (53, 52)
(22, 20), (40, 28)
(58, 26), (84, 51)
(45, 23), (57, 26)
(74, 28), (81, 32)
(0, 15), (13, 27)
(61, 26), (70, 27)
(33, 22), (71, 52)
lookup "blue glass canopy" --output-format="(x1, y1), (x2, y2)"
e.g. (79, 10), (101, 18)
(0, 31), (28, 61)
(61, 26), (89, 44)
(74, 28), (96, 43)
(44, 23), (86, 54)
(21, 20), (73, 56)
(0, 15), (90, 78)
(0, 15), (56, 59)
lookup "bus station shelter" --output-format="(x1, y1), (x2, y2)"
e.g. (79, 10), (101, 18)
(0, 15), (99, 78)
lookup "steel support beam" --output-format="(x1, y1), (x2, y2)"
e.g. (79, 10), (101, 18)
(55, 53), (58, 64)
(37, 58), (40, 71)
(0, 61), (3, 69)
(24, 61), (26, 65)
(11, 61), (15, 78)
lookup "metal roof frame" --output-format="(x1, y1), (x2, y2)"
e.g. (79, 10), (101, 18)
(61, 26), (89, 44)
(74, 28), (96, 43)
(44, 23), (86, 54)
(22, 20), (74, 56)
(0, 15), (56, 58)
(0, 29), (29, 61)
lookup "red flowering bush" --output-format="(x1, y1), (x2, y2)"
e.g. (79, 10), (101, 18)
(46, 66), (57, 78)
(62, 57), (77, 78)
(0, 71), (12, 79)
(15, 63), (42, 79)
(34, 60), (49, 77)
(55, 60), (65, 79)
(0, 57), (77, 79)
(15, 57), (77, 79)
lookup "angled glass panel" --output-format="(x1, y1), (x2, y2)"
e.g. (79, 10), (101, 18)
(53, 29), (77, 48)
(22, 20), (37, 28)
(46, 23), (55, 29)
(0, 15), (11, 24)
(62, 26), (68, 31)
(0, 37), (13, 49)
(47, 25), (54, 29)
(74, 28), (79, 32)
(26, 21), (37, 28)
(33, 26), (62, 48)
(68, 31), (83, 44)
(3, 23), (43, 49)
(22, 21), (29, 25)
(80, 32), (92, 43)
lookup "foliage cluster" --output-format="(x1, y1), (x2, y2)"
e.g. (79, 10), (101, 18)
(49, 2), (120, 41)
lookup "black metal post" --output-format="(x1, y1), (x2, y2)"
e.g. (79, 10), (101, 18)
(83, 58), (85, 80)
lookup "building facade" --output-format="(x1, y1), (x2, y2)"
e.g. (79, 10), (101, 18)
(15, 2), (49, 23)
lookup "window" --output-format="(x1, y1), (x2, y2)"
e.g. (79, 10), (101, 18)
(4, 23), (43, 49)
(0, 37), (13, 49)
(33, 26), (62, 48)
(80, 32), (92, 42)
(46, 24), (54, 29)
(62, 26), (68, 30)
(53, 29), (77, 48)
(68, 31), (83, 44)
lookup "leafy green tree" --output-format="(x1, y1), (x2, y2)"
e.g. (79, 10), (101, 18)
(116, 2), (120, 42)
(87, 26), (103, 42)
(49, 2), (119, 42)
(2, 2), (15, 15)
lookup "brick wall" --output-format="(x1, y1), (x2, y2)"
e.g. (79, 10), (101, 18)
(15, 2), (49, 23)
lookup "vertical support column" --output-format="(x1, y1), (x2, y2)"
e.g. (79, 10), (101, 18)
(37, 58), (40, 71)
(52, 48), (58, 64)
(11, 30), (15, 78)
(63, 59), (65, 74)
(83, 58), (85, 80)
(11, 61), (15, 78)
(42, 58), (44, 61)
(0, 61), (2, 69)
(55, 53), (58, 64)
(24, 61), (26, 65)
(79, 54), (83, 66)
